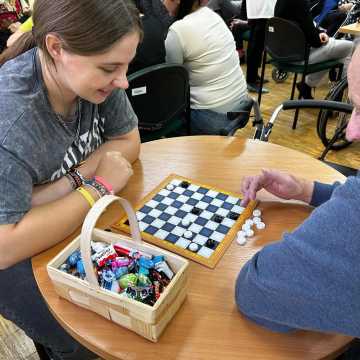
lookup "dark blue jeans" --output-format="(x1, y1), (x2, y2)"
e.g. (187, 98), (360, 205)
(0, 259), (96, 360)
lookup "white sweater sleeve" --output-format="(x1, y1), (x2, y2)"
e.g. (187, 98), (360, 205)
(165, 29), (184, 64)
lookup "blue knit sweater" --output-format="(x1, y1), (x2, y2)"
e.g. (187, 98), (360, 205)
(235, 174), (360, 336)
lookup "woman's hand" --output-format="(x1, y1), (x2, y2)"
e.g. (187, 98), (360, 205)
(319, 32), (329, 44)
(240, 169), (314, 206)
(94, 151), (133, 194)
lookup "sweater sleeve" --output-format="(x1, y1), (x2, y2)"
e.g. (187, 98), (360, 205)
(309, 181), (340, 207)
(165, 29), (184, 64)
(235, 175), (360, 336)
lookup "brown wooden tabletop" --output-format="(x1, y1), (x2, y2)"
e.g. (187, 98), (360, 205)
(338, 22), (360, 35)
(32, 136), (352, 360)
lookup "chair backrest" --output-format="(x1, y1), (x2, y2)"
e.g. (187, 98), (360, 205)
(126, 63), (190, 132)
(265, 17), (308, 62)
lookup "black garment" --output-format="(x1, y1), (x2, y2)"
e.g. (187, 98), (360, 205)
(320, 10), (346, 36)
(275, 0), (322, 48)
(246, 18), (267, 83)
(240, 0), (267, 83)
(128, 14), (166, 74)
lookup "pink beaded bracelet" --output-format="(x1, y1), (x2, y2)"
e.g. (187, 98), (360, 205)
(94, 176), (114, 195)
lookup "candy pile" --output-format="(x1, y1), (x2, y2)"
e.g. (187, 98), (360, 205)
(59, 241), (174, 306)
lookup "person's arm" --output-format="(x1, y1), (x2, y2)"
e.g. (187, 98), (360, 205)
(165, 29), (185, 64)
(236, 176), (360, 335)
(0, 152), (133, 269)
(31, 127), (140, 206)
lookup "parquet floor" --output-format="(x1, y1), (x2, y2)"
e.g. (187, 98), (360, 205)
(0, 64), (359, 360)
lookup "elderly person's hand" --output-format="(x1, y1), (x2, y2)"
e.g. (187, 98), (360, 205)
(240, 169), (314, 206)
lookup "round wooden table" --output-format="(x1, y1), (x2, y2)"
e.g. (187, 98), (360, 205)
(32, 136), (352, 360)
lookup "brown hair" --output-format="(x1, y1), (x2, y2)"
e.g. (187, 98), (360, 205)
(0, 0), (142, 66)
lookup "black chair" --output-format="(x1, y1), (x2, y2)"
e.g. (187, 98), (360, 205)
(126, 63), (191, 142)
(257, 99), (357, 177)
(258, 17), (343, 130)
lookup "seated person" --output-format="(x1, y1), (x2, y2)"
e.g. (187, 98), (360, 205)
(275, 0), (353, 99)
(128, 14), (166, 74)
(165, 0), (249, 135)
(128, 0), (175, 74)
(235, 46), (360, 350)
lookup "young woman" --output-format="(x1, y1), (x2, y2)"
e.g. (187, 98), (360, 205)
(0, 0), (142, 358)
(164, 0), (249, 135)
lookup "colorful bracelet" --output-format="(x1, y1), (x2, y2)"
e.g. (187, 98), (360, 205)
(67, 168), (85, 189)
(65, 173), (77, 190)
(84, 178), (108, 197)
(76, 186), (96, 207)
(94, 176), (114, 195)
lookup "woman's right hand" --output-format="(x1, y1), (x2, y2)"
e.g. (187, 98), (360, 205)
(240, 169), (314, 206)
(95, 151), (133, 194)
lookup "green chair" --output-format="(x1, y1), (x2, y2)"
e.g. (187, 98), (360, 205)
(258, 17), (343, 129)
(126, 63), (190, 142)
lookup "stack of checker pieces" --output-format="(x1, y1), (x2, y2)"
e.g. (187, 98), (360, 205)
(113, 174), (257, 268)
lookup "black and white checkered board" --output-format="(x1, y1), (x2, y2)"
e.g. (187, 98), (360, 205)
(113, 174), (256, 268)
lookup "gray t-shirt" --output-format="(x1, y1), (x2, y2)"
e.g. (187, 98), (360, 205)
(0, 48), (138, 225)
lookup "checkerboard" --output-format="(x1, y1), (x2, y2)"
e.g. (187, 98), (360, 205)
(112, 174), (257, 268)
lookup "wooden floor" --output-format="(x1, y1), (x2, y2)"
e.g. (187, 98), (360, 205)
(0, 64), (359, 360)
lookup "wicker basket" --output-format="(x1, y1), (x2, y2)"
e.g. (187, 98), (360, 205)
(47, 195), (189, 342)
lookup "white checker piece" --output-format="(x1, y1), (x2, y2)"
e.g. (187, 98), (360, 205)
(197, 246), (214, 258)
(210, 231), (225, 242)
(215, 207), (229, 217)
(196, 201), (208, 210)
(175, 238), (191, 249)
(184, 213), (197, 223)
(205, 221), (218, 231)
(147, 199), (159, 208)
(168, 216), (181, 226)
(154, 229), (169, 240)
(173, 187), (185, 194)
(162, 197), (173, 206)
(177, 194), (189, 203)
(188, 223), (203, 233)
(201, 210), (213, 220)
(188, 184), (200, 192)
(180, 204), (192, 212)
(192, 234), (208, 245)
(164, 206), (177, 215)
(151, 218), (166, 228)
(171, 179), (182, 186)
(207, 190), (218, 198)
(210, 198), (223, 207)
(159, 189), (170, 197)
(148, 209), (162, 218)
(226, 196), (238, 204)
(172, 226), (185, 237)
(136, 211), (146, 221)
(192, 192), (204, 201)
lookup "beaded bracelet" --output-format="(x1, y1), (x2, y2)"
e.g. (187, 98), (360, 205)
(76, 186), (96, 207)
(67, 168), (85, 189)
(84, 178), (108, 197)
(94, 176), (114, 195)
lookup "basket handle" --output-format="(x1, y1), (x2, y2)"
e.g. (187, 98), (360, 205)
(80, 195), (141, 287)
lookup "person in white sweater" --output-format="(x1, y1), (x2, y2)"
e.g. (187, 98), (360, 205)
(164, 0), (249, 135)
